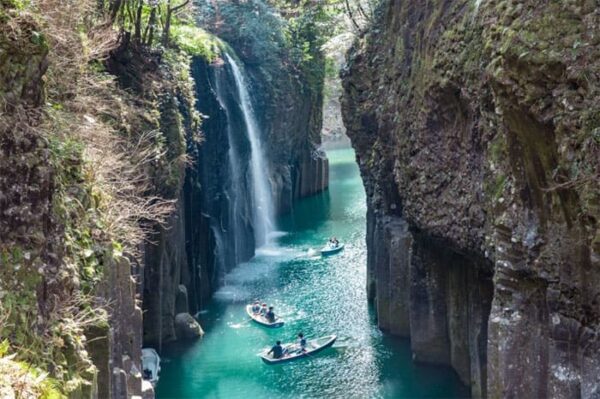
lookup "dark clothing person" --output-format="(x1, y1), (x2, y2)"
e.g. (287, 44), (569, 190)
(297, 333), (307, 352)
(268, 343), (284, 359)
(266, 310), (275, 322)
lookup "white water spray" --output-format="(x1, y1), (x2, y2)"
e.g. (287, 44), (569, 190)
(225, 53), (275, 247)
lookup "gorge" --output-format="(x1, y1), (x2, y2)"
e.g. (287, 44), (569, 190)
(1, 0), (599, 398)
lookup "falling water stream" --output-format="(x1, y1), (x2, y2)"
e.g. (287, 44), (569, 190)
(156, 149), (469, 398)
(212, 61), (248, 266)
(225, 53), (276, 247)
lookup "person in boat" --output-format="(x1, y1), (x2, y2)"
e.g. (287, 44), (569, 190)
(266, 306), (276, 323)
(143, 369), (152, 380)
(260, 303), (267, 316)
(297, 332), (307, 353)
(267, 340), (286, 359)
(251, 300), (261, 314)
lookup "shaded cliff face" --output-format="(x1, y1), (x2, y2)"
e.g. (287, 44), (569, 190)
(197, 1), (329, 210)
(342, 0), (599, 397)
(1, 3), (199, 395)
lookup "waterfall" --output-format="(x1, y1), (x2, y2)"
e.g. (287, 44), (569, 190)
(213, 66), (246, 264)
(224, 53), (276, 247)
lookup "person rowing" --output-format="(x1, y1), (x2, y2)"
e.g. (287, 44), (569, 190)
(266, 306), (276, 323)
(267, 340), (287, 359)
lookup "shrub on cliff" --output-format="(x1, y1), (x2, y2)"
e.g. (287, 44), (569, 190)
(0, 0), (203, 395)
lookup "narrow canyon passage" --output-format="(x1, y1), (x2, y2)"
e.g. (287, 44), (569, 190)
(155, 149), (468, 398)
(3, 1), (598, 397)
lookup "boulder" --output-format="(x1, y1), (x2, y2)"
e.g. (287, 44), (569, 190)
(141, 380), (155, 399)
(174, 313), (204, 340)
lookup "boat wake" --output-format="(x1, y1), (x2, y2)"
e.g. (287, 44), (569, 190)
(229, 321), (251, 329)
(306, 248), (320, 257)
(255, 244), (299, 258)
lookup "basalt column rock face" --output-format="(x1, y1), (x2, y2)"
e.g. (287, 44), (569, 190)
(342, 0), (599, 397)
(196, 1), (329, 215)
(142, 36), (330, 348)
(141, 56), (235, 348)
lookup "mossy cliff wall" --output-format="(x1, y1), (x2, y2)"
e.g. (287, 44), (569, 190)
(0, 5), (152, 397)
(0, 2), (203, 395)
(141, 2), (330, 349)
(342, 0), (599, 397)
(141, 48), (330, 348)
(197, 0), (329, 212)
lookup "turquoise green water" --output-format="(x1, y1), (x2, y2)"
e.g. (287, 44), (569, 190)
(156, 148), (469, 399)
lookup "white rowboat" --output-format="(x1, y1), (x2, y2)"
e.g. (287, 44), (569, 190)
(260, 335), (337, 365)
(246, 305), (284, 328)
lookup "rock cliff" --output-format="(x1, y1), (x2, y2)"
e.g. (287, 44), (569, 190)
(0, 3), (177, 395)
(342, 0), (599, 397)
(140, 2), (329, 348)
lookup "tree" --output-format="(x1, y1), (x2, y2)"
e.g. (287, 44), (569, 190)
(162, 0), (190, 46)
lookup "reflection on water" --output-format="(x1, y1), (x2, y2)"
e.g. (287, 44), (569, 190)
(156, 148), (469, 399)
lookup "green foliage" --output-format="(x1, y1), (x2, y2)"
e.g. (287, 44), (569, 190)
(1, 0), (29, 10)
(49, 133), (114, 292)
(170, 24), (220, 60)
(271, 0), (344, 89)
(195, 0), (341, 106)
(110, 0), (197, 48)
(324, 56), (338, 79)
(197, 0), (288, 65)
(0, 355), (64, 399)
(0, 132), (111, 395)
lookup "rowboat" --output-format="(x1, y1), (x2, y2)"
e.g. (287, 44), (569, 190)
(320, 242), (344, 256)
(246, 305), (284, 328)
(141, 347), (161, 386)
(260, 335), (337, 365)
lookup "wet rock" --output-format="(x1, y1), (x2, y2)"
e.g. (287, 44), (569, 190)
(141, 380), (155, 399)
(370, 215), (411, 336)
(112, 367), (129, 398)
(174, 313), (204, 340)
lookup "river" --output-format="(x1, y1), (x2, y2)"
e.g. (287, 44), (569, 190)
(156, 148), (469, 398)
